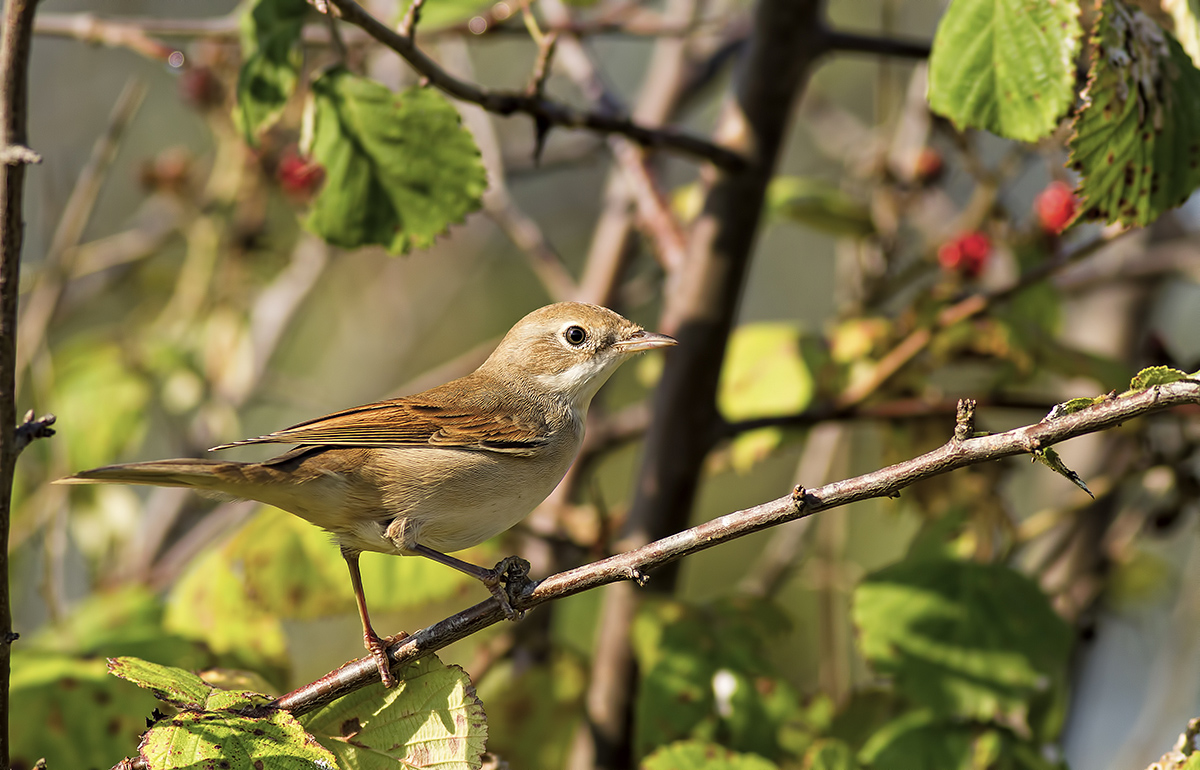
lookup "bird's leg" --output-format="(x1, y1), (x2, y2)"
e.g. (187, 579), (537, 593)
(410, 544), (531, 620)
(341, 547), (403, 688)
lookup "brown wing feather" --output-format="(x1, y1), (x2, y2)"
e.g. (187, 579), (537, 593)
(210, 376), (551, 455)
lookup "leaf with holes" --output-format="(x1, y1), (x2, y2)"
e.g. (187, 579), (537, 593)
(301, 655), (489, 769)
(140, 706), (338, 770)
(234, 0), (309, 143)
(928, 0), (1081, 141)
(303, 68), (487, 254)
(1069, 3), (1200, 226)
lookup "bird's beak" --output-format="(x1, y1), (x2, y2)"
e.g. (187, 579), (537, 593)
(613, 330), (678, 353)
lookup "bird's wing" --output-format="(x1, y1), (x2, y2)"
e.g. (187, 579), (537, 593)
(210, 382), (551, 455)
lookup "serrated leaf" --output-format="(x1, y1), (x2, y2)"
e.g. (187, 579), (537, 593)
(640, 740), (780, 770)
(1163, 0), (1200, 67)
(1042, 395), (1107, 420)
(1069, 2), (1200, 226)
(304, 68), (487, 254)
(1032, 446), (1093, 497)
(107, 657), (213, 709)
(927, 0), (1081, 141)
(141, 707), (337, 770)
(1129, 364), (1189, 389)
(767, 177), (874, 237)
(853, 559), (1072, 740)
(12, 652), (159, 770)
(301, 655), (488, 770)
(234, 0), (309, 143)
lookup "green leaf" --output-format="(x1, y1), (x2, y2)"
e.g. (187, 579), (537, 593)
(1069, 2), (1200, 226)
(632, 599), (800, 761)
(640, 740), (780, 770)
(12, 652), (159, 770)
(475, 651), (587, 769)
(1129, 364), (1189, 390)
(234, 0), (310, 143)
(1032, 447), (1094, 498)
(718, 323), (814, 472)
(853, 559), (1072, 740)
(304, 68), (487, 254)
(107, 656), (213, 709)
(927, 0), (1081, 141)
(767, 177), (874, 237)
(859, 714), (1063, 770)
(140, 705), (338, 770)
(1164, 0), (1200, 68)
(301, 655), (488, 770)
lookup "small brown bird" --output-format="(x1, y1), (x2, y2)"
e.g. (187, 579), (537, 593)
(59, 302), (675, 686)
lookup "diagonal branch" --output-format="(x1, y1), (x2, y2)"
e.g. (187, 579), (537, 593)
(323, 0), (747, 171)
(272, 379), (1200, 717)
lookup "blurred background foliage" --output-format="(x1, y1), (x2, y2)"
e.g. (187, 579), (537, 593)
(7, 0), (1200, 767)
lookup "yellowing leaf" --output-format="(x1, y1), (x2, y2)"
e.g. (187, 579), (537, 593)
(302, 655), (488, 770)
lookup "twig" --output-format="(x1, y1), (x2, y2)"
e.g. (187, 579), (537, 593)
(0, 1), (41, 764)
(13, 410), (55, 456)
(823, 29), (931, 60)
(269, 378), (1200, 716)
(397, 0), (426, 39)
(324, 0), (747, 170)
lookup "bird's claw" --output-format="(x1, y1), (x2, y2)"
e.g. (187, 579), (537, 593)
(483, 556), (532, 620)
(364, 630), (398, 688)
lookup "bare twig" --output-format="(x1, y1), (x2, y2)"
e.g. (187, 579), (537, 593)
(0, 1), (41, 764)
(13, 410), (55, 456)
(269, 378), (1200, 717)
(324, 0), (747, 170)
(824, 29), (930, 60)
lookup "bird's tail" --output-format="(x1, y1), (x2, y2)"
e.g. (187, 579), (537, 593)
(56, 459), (252, 493)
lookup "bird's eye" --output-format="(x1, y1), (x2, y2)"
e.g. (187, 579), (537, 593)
(563, 325), (588, 346)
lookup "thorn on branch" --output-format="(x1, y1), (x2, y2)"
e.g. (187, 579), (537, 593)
(791, 484), (808, 509)
(0, 143), (40, 165)
(4, 631), (18, 644)
(14, 410), (56, 456)
(953, 398), (977, 442)
(626, 565), (649, 587)
(398, 0), (426, 38)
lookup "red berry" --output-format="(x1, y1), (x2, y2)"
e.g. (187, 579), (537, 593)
(276, 148), (325, 202)
(938, 231), (991, 278)
(1034, 181), (1078, 234)
(914, 147), (944, 184)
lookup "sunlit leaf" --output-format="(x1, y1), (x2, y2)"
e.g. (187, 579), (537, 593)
(718, 323), (814, 472)
(107, 656), (212, 709)
(141, 703), (337, 770)
(304, 68), (487, 254)
(1069, 2), (1200, 226)
(640, 740), (780, 770)
(853, 559), (1072, 740)
(301, 655), (488, 770)
(927, 0), (1082, 141)
(11, 652), (158, 770)
(234, 0), (310, 143)
(1129, 364), (1189, 389)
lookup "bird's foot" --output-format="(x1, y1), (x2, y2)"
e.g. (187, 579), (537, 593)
(364, 629), (408, 688)
(482, 556), (532, 620)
